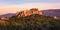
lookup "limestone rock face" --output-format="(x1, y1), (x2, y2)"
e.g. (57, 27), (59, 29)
(16, 8), (43, 18)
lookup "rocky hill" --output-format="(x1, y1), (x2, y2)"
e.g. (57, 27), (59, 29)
(16, 8), (43, 18)
(0, 8), (60, 30)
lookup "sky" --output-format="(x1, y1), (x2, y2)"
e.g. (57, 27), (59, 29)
(0, 0), (60, 15)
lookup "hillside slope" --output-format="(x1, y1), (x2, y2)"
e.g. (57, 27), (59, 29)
(0, 14), (60, 30)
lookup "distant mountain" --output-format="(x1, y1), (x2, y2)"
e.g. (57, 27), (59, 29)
(41, 9), (60, 19)
(0, 13), (16, 18)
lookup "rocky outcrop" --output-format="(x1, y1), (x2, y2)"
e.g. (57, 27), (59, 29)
(16, 8), (43, 18)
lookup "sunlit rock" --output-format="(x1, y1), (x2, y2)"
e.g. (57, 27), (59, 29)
(16, 8), (43, 18)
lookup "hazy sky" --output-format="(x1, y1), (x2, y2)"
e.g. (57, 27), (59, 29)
(0, 0), (60, 15)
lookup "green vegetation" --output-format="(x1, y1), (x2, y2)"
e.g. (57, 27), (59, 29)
(0, 14), (60, 30)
